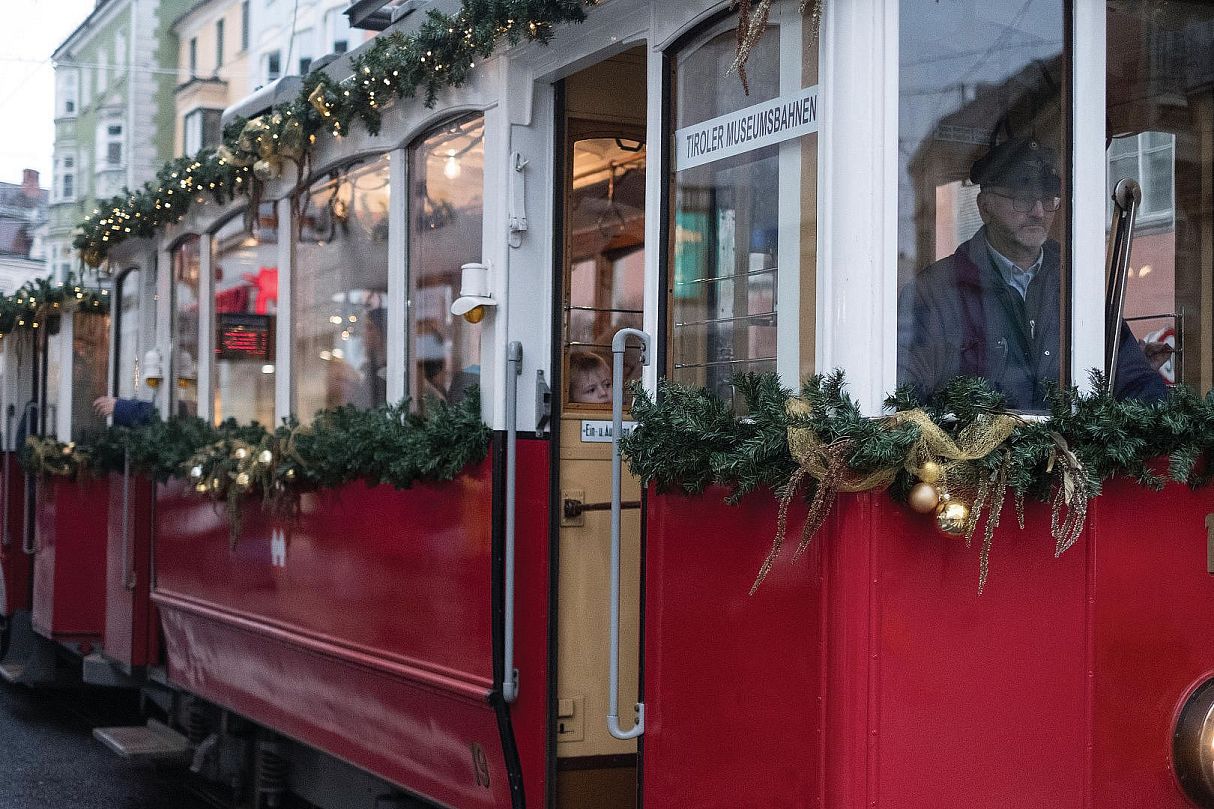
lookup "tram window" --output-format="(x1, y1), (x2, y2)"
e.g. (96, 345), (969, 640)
(669, 19), (818, 403)
(897, 0), (1074, 413)
(564, 136), (645, 408)
(1107, 0), (1214, 390)
(114, 269), (142, 399)
(212, 205), (276, 426)
(71, 312), (110, 440)
(172, 235), (201, 418)
(407, 115), (483, 412)
(295, 155), (390, 419)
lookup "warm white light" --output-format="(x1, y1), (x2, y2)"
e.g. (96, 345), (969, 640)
(332, 348), (345, 359)
(443, 149), (461, 180)
(329, 315), (343, 324)
(319, 350), (333, 361)
(261, 364), (274, 374)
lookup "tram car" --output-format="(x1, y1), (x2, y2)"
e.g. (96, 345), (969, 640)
(4, 0), (1214, 807)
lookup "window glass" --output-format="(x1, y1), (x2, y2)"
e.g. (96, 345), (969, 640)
(1107, 1), (1214, 390)
(71, 312), (109, 441)
(172, 236), (201, 417)
(896, 0), (1067, 412)
(669, 21), (818, 402)
(295, 155), (390, 419)
(212, 205), (277, 425)
(564, 135), (645, 408)
(114, 268), (142, 398)
(408, 115), (484, 411)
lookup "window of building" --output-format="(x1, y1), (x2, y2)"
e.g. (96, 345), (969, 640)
(183, 108), (223, 155)
(100, 123), (124, 167)
(408, 115), (485, 412)
(211, 206), (277, 425)
(241, 1), (250, 51)
(294, 155), (391, 418)
(1107, 132), (1174, 228)
(58, 71), (78, 118)
(172, 236), (201, 418)
(216, 19), (225, 67)
(299, 56), (312, 75)
(324, 8), (351, 54)
(113, 266), (154, 400)
(71, 312), (111, 441)
(97, 51), (108, 92)
(896, 0), (1067, 412)
(59, 155), (75, 201)
(265, 50), (281, 83)
(189, 37), (198, 76)
(669, 19), (819, 402)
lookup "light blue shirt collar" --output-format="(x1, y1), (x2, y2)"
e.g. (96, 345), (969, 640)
(985, 238), (1042, 300)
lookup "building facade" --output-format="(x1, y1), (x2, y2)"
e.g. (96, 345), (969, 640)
(48, 0), (191, 280)
(171, 0), (253, 157)
(0, 170), (49, 294)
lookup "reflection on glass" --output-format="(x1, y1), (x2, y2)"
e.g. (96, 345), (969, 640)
(564, 136), (646, 407)
(409, 115), (483, 411)
(115, 269), (142, 399)
(71, 312), (110, 440)
(1107, 0), (1214, 391)
(896, 0), (1068, 412)
(212, 205), (277, 425)
(671, 28), (780, 401)
(295, 156), (390, 419)
(42, 331), (61, 436)
(172, 236), (201, 418)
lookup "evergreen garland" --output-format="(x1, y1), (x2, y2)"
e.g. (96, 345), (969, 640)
(0, 275), (109, 338)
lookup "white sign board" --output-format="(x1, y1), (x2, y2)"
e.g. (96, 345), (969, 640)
(675, 85), (820, 172)
(580, 420), (637, 443)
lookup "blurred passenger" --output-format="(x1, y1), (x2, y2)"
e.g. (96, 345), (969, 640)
(569, 351), (612, 405)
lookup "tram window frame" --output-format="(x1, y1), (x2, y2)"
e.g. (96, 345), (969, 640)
(664, 9), (820, 404)
(562, 125), (647, 412)
(112, 265), (145, 400)
(170, 234), (202, 419)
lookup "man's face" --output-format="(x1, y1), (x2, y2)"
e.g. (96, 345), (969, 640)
(978, 185), (1056, 258)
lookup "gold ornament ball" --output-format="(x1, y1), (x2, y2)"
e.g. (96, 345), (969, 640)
(284, 468), (297, 481)
(919, 461), (943, 484)
(908, 482), (941, 514)
(235, 472), (251, 488)
(936, 500), (970, 536)
(194, 482), (209, 494)
(234, 447), (249, 460)
(189, 465), (203, 480)
(257, 450), (273, 465)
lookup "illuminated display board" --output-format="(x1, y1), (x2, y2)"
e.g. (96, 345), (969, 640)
(216, 313), (273, 360)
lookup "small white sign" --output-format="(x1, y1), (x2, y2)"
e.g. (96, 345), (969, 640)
(580, 420), (637, 443)
(270, 527), (287, 568)
(675, 85), (820, 172)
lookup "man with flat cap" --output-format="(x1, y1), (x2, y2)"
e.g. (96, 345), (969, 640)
(897, 136), (1166, 410)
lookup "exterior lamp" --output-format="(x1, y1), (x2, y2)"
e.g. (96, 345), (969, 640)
(451, 262), (496, 324)
(143, 349), (163, 390)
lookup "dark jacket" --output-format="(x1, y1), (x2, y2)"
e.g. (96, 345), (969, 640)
(898, 229), (1166, 409)
(113, 398), (157, 428)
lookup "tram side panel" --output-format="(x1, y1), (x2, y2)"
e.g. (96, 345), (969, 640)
(0, 454), (29, 618)
(32, 477), (109, 644)
(103, 472), (158, 671)
(153, 441), (551, 809)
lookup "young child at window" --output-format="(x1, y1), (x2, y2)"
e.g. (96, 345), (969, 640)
(568, 351), (612, 405)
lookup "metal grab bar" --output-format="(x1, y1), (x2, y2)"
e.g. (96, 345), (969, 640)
(21, 401), (37, 556)
(502, 341), (522, 704)
(1105, 178), (1141, 390)
(121, 448), (136, 591)
(607, 327), (650, 741)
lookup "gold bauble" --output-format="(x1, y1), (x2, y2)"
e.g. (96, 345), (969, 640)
(908, 482), (941, 514)
(936, 500), (970, 536)
(284, 468), (297, 482)
(195, 482), (209, 494)
(253, 158), (281, 181)
(235, 472), (251, 488)
(81, 247), (104, 268)
(234, 447), (249, 460)
(918, 460), (942, 484)
(189, 464), (203, 480)
(257, 450), (273, 465)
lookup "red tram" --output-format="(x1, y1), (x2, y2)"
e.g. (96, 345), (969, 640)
(4, 1), (1214, 807)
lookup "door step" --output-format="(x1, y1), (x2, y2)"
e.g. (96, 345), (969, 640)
(0, 661), (26, 684)
(93, 719), (190, 761)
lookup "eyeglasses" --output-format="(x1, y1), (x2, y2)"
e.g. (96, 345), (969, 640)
(986, 190), (1062, 213)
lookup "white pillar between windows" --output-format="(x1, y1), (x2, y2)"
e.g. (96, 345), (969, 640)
(197, 232), (214, 423)
(275, 197), (294, 423)
(1072, 1), (1106, 394)
(387, 148), (408, 404)
(155, 247), (172, 421)
(776, 3), (804, 389)
(816, 0), (899, 414)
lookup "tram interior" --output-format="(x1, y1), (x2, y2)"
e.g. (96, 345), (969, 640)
(555, 46), (646, 809)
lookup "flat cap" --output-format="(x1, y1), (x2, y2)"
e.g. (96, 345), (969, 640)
(970, 136), (1061, 194)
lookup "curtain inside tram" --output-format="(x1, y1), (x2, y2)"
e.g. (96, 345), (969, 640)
(407, 114), (484, 412)
(211, 205), (277, 426)
(1106, 0), (1214, 391)
(295, 155), (390, 419)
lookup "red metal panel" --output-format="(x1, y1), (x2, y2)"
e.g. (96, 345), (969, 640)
(0, 452), (29, 617)
(643, 487), (825, 809)
(31, 477), (109, 641)
(154, 441), (552, 808)
(104, 472), (156, 669)
(1089, 478), (1214, 808)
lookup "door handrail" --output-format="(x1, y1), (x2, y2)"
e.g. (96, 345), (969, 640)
(607, 327), (650, 741)
(1105, 178), (1141, 390)
(21, 401), (37, 555)
(502, 340), (522, 703)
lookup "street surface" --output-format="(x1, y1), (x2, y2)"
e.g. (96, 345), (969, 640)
(0, 681), (210, 808)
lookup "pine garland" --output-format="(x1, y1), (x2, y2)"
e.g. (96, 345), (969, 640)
(0, 275), (109, 338)
(21, 388), (491, 540)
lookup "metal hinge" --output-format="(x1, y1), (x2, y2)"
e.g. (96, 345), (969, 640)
(535, 370), (550, 437)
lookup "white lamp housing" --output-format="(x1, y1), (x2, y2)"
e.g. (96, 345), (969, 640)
(451, 262), (497, 317)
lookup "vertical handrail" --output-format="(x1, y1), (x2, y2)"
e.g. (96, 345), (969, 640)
(21, 401), (37, 556)
(502, 340), (522, 703)
(1105, 178), (1141, 391)
(122, 447), (135, 590)
(607, 327), (650, 741)
(1, 408), (13, 547)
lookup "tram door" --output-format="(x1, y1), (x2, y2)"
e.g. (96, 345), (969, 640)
(1106, 2), (1214, 393)
(553, 48), (647, 809)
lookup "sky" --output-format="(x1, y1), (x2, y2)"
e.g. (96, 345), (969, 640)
(0, 0), (97, 187)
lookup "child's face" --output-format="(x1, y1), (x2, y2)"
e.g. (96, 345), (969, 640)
(572, 368), (612, 404)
